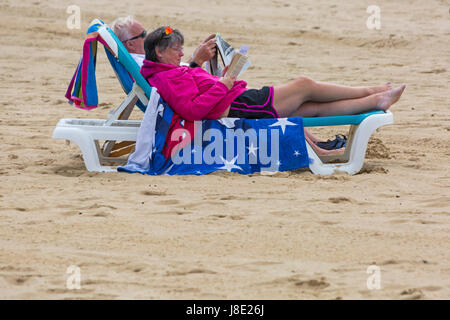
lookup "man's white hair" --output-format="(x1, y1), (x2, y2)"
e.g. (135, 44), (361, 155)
(111, 16), (136, 42)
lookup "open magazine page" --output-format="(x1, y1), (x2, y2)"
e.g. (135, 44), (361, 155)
(216, 34), (234, 66)
(234, 45), (251, 77)
(205, 34), (251, 77)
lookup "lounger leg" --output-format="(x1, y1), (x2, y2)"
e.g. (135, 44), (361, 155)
(77, 135), (104, 172)
(306, 143), (336, 175)
(53, 127), (115, 172)
(307, 112), (393, 175)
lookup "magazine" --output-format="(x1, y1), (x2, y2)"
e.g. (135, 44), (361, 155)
(205, 34), (251, 78)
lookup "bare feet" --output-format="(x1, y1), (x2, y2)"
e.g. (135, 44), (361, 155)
(369, 82), (392, 95)
(376, 84), (406, 111)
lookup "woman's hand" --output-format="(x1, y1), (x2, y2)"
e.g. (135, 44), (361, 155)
(219, 72), (237, 90)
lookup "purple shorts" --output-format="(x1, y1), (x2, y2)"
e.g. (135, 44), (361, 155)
(227, 86), (279, 119)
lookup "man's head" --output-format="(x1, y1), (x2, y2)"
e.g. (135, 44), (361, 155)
(111, 16), (146, 54)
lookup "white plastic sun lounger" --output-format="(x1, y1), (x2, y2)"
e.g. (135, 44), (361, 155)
(53, 110), (394, 175)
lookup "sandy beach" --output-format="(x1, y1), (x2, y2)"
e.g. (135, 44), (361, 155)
(0, 0), (449, 299)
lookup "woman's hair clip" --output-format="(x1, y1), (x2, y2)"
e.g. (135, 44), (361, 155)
(165, 26), (173, 35)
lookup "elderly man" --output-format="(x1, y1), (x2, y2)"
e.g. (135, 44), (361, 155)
(111, 16), (216, 68)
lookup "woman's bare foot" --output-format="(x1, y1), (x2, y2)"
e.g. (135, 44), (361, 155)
(369, 82), (392, 95)
(376, 84), (406, 111)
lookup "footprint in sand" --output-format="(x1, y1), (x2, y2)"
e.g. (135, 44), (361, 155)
(419, 68), (446, 74)
(358, 164), (389, 174)
(140, 190), (167, 196)
(328, 197), (353, 204)
(92, 212), (111, 217)
(166, 268), (217, 276)
(83, 203), (117, 210)
(53, 166), (84, 177)
(3, 275), (33, 286)
(414, 219), (438, 225)
(261, 275), (330, 292)
(294, 278), (330, 290)
(211, 214), (227, 219)
(318, 221), (339, 226)
(400, 288), (424, 300)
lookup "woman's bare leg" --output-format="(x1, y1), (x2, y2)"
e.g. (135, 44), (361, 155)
(292, 95), (379, 117)
(292, 84), (405, 117)
(273, 76), (392, 117)
(304, 128), (322, 144)
(274, 80), (405, 118)
(309, 80), (391, 102)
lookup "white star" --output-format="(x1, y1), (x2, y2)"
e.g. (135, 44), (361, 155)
(277, 160), (281, 166)
(269, 118), (297, 134)
(218, 118), (238, 129)
(191, 148), (196, 153)
(219, 156), (242, 172)
(247, 142), (258, 157)
(196, 170), (202, 174)
(180, 120), (185, 127)
(294, 150), (301, 157)
(157, 104), (164, 117)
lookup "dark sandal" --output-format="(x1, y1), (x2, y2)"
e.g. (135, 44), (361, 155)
(316, 134), (347, 150)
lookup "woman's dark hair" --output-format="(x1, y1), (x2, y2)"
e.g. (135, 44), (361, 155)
(144, 26), (184, 62)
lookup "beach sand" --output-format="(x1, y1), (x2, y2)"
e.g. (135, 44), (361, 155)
(0, 0), (449, 299)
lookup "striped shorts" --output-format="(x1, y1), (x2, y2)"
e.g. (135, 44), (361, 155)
(227, 86), (279, 119)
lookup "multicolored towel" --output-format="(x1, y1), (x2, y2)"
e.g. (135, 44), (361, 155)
(65, 20), (107, 110)
(118, 92), (310, 175)
(65, 19), (147, 112)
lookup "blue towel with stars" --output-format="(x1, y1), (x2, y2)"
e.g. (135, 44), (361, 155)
(118, 96), (310, 175)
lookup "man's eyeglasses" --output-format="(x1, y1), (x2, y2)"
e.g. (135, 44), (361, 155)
(123, 30), (147, 43)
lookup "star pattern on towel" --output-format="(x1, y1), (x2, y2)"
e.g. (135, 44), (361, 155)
(218, 118), (238, 129)
(219, 156), (242, 172)
(247, 142), (258, 157)
(269, 118), (297, 134)
(157, 103), (164, 118)
(139, 105), (308, 175)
